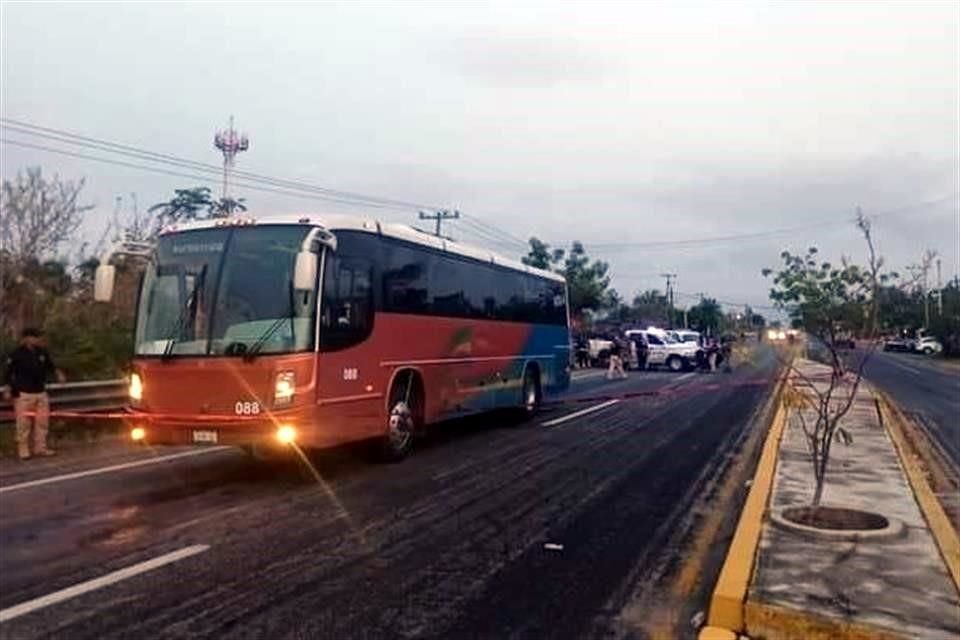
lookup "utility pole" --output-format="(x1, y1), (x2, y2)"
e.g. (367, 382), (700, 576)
(936, 257), (943, 317)
(419, 209), (460, 237)
(111, 196), (123, 242)
(130, 192), (139, 240)
(213, 115), (250, 206)
(921, 249), (938, 328)
(660, 273), (676, 328)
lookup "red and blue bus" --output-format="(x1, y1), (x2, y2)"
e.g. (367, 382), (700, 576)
(96, 214), (570, 460)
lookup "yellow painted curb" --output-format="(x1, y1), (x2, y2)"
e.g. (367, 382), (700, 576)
(877, 392), (960, 594)
(700, 377), (788, 637)
(744, 601), (906, 640)
(698, 626), (737, 640)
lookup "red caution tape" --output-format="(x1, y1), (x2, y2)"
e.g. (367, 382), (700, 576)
(0, 377), (772, 422)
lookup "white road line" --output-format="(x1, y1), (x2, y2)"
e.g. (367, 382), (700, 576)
(885, 357), (922, 376)
(542, 399), (620, 427)
(673, 372), (697, 383)
(0, 544), (210, 623)
(0, 447), (231, 495)
(571, 370), (605, 381)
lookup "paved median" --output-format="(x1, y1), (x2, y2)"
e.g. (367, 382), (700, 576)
(701, 358), (960, 640)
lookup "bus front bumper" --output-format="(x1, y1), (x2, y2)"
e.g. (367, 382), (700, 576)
(124, 412), (308, 448)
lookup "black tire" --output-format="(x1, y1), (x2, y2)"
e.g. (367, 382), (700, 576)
(923, 347), (933, 355)
(667, 355), (684, 372)
(378, 371), (421, 462)
(521, 367), (542, 419)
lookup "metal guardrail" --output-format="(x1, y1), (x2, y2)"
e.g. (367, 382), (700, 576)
(0, 379), (128, 423)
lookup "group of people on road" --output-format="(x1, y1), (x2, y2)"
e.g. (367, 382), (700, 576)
(3, 328), (65, 461)
(576, 329), (734, 380)
(696, 336), (726, 373)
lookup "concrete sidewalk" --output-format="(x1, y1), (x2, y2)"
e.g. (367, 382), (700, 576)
(747, 359), (960, 639)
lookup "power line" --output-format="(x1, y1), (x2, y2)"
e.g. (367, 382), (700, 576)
(546, 194), (957, 252)
(674, 291), (779, 311)
(1, 117), (535, 250)
(1, 119), (433, 211)
(4, 117), (954, 258)
(0, 137), (398, 209)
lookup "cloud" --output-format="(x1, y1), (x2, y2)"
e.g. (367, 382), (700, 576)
(451, 32), (607, 88)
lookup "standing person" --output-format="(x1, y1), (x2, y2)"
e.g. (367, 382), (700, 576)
(606, 338), (627, 380)
(706, 337), (720, 373)
(3, 328), (65, 460)
(721, 336), (734, 373)
(575, 335), (590, 369)
(633, 334), (649, 371)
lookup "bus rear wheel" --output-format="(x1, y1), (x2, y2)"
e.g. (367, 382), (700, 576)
(521, 367), (542, 418)
(378, 371), (422, 462)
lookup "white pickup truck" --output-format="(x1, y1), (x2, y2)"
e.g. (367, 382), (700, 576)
(626, 328), (700, 371)
(587, 338), (615, 366)
(914, 336), (943, 355)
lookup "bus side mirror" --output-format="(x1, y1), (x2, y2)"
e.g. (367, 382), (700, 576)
(294, 251), (318, 290)
(94, 264), (116, 302)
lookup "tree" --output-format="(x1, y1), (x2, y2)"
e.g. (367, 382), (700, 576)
(145, 187), (247, 238)
(522, 237), (611, 320)
(762, 212), (891, 506)
(147, 186), (214, 235)
(1, 167), (93, 338)
(210, 196), (247, 218)
(686, 297), (723, 334)
(0, 167), (92, 265)
(521, 237), (564, 270)
(630, 289), (670, 326)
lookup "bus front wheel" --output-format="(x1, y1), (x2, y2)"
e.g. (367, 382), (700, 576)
(378, 371), (422, 462)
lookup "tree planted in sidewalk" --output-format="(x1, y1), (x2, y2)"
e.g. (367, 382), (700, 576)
(763, 212), (893, 507)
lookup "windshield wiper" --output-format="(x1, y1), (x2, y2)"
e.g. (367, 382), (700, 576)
(244, 281), (297, 361)
(162, 265), (207, 360)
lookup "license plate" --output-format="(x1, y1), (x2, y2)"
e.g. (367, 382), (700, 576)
(192, 429), (218, 444)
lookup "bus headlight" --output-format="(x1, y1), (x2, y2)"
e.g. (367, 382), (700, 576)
(276, 424), (297, 444)
(129, 373), (143, 403)
(274, 371), (295, 406)
(130, 426), (146, 442)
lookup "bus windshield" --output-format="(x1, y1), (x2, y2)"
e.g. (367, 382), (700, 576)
(134, 225), (318, 357)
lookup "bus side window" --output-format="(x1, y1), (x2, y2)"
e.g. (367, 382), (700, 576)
(320, 256), (374, 351)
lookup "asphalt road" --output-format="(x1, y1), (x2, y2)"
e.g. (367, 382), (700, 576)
(861, 351), (960, 468)
(0, 350), (778, 640)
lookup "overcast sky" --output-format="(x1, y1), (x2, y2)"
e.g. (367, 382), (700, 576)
(2, 1), (958, 314)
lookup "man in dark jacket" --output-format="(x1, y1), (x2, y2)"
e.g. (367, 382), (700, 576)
(3, 328), (65, 460)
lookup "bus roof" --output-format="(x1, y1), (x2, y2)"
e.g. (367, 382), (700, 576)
(160, 213), (565, 283)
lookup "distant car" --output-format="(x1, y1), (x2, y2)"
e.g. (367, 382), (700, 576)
(833, 337), (856, 350)
(914, 336), (943, 355)
(883, 337), (914, 353)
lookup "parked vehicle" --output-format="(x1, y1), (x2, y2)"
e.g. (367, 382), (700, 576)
(914, 336), (943, 355)
(668, 330), (701, 345)
(588, 338), (614, 366)
(883, 337), (914, 352)
(625, 328), (698, 371)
